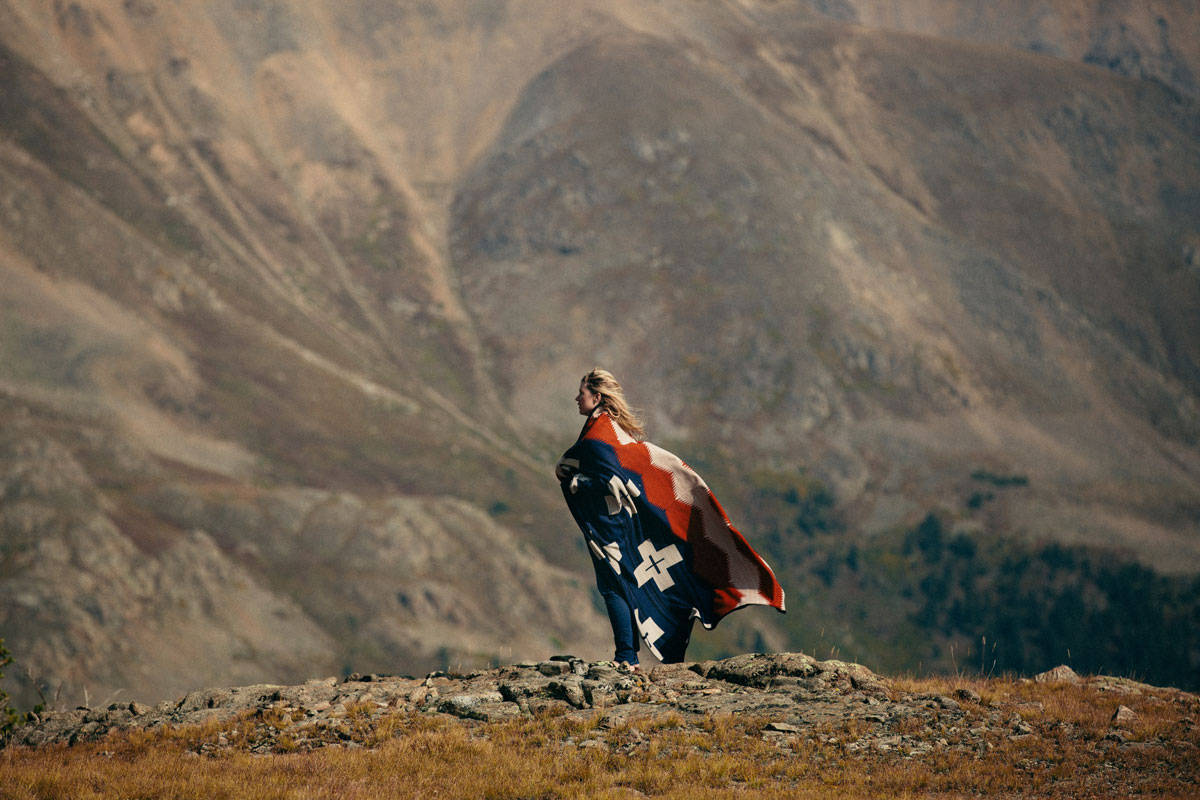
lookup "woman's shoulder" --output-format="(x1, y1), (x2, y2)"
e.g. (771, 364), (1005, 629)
(588, 411), (649, 446)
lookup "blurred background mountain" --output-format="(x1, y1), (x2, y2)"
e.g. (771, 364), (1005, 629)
(1, 0), (1197, 708)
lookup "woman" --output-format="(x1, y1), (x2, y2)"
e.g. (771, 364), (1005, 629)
(556, 368), (785, 669)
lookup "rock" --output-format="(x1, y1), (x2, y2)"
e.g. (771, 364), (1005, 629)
(648, 663), (693, 678)
(1112, 705), (1137, 726)
(583, 682), (615, 708)
(473, 702), (524, 722)
(1090, 676), (1150, 695)
(703, 652), (825, 688)
(1034, 665), (1080, 684)
(176, 688), (232, 713)
(587, 664), (623, 682)
(550, 679), (588, 709)
(956, 688), (982, 704)
(873, 735), (903, 751)
(408, 686), (438, 708)
(438, 693), (510, 721)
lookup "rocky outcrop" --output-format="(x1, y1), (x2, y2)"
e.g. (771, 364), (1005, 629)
(0, 653), (928, 749)
(12, 653), (1197, 765)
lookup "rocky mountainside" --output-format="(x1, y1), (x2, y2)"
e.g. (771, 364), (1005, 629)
(0, 415), (607, 706)
(1, 0), (1198, 709)
(452, 4), (1200, 547)
(842, 0), (1200, 99)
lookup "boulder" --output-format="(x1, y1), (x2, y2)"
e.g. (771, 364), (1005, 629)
(1034, 665), (1081, 684)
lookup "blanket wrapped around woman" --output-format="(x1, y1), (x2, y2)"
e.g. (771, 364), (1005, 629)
(557, 408), (785, 662)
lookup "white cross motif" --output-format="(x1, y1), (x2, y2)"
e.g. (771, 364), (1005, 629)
(635, 609), (664, 650)
(633, 540), (683, 591)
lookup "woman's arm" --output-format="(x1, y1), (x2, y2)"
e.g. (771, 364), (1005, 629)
(558, 441), (640, 517)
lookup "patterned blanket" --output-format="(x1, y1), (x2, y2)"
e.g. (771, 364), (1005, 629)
(557, 410), (785, 662)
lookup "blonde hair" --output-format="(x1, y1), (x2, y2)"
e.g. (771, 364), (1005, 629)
(583, 368), (646, 441)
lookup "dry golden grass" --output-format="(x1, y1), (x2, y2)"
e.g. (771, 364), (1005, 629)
(891, 672), (1193, 741)
(3, 674), (1197, 799)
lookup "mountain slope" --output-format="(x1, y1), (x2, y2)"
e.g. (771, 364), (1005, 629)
(838, 0), (1200, 99)
(452, 12), (1200, 560)
(0, 0), (1197, 707)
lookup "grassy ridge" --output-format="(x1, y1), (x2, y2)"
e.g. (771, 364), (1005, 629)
(3, 673), (1197, 799)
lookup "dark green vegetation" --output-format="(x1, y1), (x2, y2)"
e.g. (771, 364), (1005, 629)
(882, 515), (1200, 689)
(0, 640), (41, 742)
(726, 471), (1200, 691)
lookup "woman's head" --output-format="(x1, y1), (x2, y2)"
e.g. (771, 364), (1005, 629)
(579, 368), (646, 440)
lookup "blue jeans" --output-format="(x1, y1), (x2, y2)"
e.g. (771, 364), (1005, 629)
(592, 554), (639, 664)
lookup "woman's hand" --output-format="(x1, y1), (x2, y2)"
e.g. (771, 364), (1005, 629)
(555, 456), (580, 481)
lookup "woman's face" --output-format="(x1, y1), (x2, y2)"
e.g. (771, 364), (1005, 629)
(576, 381), (601, 416)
